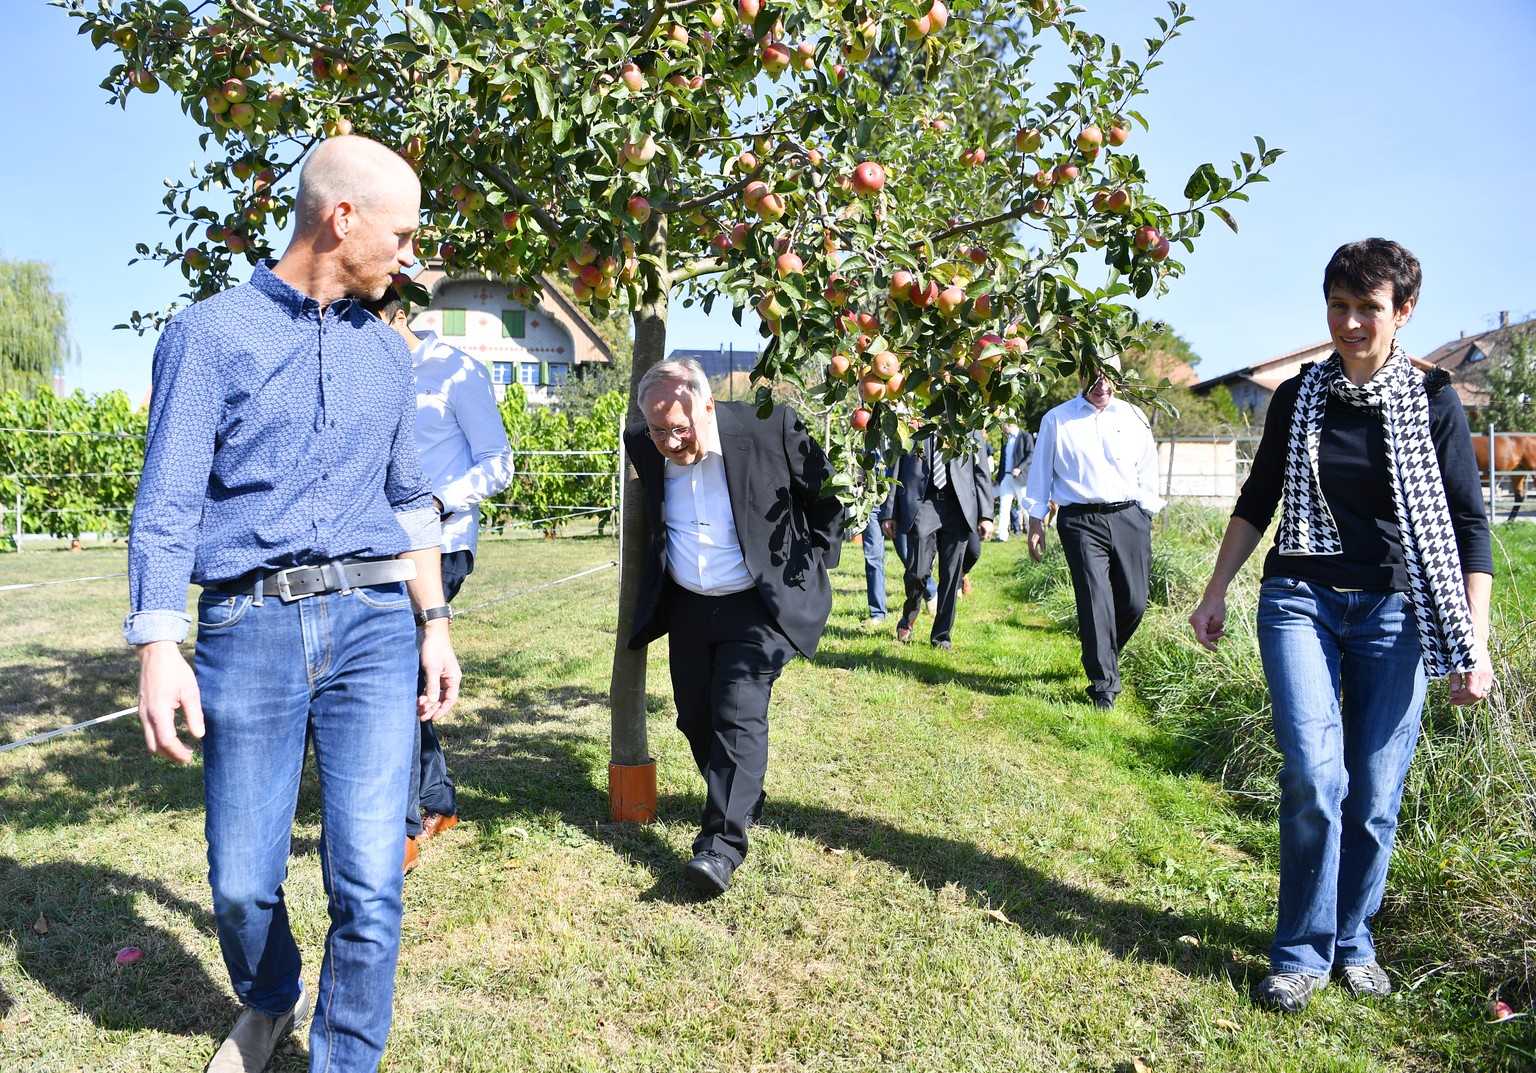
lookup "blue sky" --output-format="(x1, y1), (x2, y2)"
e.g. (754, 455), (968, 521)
(6, 1), (1534, 401)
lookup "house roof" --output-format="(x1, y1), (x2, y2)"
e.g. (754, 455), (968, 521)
(1416, 320), (1532, 409)
(1191, 338), (1439, 398)
(666, 347), (761, 382)
(409, 263), (614, 365)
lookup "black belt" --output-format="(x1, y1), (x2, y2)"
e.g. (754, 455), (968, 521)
(1058, 500), (1136, 516)
(206, 558), (417, 602)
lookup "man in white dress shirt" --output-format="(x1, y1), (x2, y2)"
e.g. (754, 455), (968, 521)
(374, 290), (514, 865)
(1024, 355), (1162, 709)
(623, 359), (842, 895)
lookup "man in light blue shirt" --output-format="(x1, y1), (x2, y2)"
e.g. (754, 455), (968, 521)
(373, 289), (513, 864)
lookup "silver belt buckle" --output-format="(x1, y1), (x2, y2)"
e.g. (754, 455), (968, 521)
(275, 566), (305, 603)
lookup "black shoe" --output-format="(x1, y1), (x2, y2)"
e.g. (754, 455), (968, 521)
(1255, 971), (1327, 1013)
(684, 851), (734, 896)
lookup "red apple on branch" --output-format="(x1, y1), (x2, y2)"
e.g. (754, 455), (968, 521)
(851, 161), (886, 196)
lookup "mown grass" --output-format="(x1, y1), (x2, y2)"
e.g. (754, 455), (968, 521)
(0, 523), (1531, 1071)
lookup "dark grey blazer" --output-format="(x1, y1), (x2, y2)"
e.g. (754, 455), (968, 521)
(624, 401), (844, 658)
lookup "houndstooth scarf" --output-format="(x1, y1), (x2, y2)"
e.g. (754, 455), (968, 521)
(1276, 341), (1479, 678)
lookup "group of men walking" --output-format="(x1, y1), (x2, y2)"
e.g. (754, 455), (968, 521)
(126, 133), (1162, 1072)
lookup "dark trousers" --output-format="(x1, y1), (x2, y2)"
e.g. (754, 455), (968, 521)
(891, 529), (936, 602)
(667, 584), (795, 867)
(407, 549), (472, 836)
(899, 493), (969, 644)
(1057, 505), (1151, 703)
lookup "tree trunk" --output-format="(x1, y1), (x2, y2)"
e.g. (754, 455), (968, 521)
(608, 214), (669, 771)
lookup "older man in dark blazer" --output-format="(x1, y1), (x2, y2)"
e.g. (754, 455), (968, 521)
(624, 359), (843, 895)
(884, 432), (994, 648)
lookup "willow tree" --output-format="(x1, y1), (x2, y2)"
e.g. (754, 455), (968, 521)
(0, 258), (71, 396)
(63, 0), (1279, 816)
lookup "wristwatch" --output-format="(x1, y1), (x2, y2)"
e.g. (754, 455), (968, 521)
(414, 605), (453, 626)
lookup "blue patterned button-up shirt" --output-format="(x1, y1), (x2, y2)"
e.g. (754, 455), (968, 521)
(125, 262), (439, 645)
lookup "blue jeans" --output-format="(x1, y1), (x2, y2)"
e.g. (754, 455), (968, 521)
(861, 515), (887, 619)
(195, 581), (417, 1072)
(407, 550), (472, 834)
(1257, 578), (1427, 977)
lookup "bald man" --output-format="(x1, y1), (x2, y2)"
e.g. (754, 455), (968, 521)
(127, 136), (460, 1073)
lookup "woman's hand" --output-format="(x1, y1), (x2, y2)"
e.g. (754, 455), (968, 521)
(1189, 593), (1227, 651)
(1448, 645), (1494, 706)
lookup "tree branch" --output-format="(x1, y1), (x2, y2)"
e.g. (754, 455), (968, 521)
(672, 257), (728, 282)
(225, 1), (341, 58)
(469, 158), (563, 240)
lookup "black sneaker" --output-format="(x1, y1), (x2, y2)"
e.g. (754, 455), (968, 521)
(1335, 962), (1391, 998)
(1255, 971), (1327, 1013)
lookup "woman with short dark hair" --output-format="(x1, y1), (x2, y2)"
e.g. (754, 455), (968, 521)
(1189, 238), (1494, 1013)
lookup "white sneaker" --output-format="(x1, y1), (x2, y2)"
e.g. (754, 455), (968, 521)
(207, 981), (309, 1073)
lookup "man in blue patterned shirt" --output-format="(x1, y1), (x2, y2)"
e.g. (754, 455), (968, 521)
(125, 135), (459, 1073)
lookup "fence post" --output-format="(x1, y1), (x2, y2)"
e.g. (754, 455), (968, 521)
(1488, 422), (1498, 519)
(1163, 437), (1177, 503)
(13, 489), (21, 552)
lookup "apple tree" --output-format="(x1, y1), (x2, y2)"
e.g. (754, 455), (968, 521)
(61, 0), (1279, 806)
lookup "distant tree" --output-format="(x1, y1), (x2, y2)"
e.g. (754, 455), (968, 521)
(1481, 322), (1536, 434)
(0, 258), (71, 396)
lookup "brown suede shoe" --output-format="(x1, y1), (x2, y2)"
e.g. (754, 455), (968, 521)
(961, 576), (974, 596)
(403, 836), (419, 875)
(419, 812), (459, 842)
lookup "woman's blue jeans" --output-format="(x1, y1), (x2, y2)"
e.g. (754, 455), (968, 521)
(1257, 577), (1427, 977)
(194, 581), (417, 1071)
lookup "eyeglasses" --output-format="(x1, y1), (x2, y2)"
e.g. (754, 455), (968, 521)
(646, 424), (696, 443)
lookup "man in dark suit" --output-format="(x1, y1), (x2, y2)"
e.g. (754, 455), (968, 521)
(884, 432), (993, 648)
(624, 359), (843, 895)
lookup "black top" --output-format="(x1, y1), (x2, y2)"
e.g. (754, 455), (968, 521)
(1233, 368), (1493, 591)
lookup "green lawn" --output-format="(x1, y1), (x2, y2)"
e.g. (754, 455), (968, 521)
(0, 524), (1531, 1071)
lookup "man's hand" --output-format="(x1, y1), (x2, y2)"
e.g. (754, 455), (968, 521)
(1027, 517), (1047, 563)
(417, 621), (462, 722)
(136, 641), (204, 764)
(978, 519), (994, 541)
(1188, 593), (1227, 652)
(881, 519), (896, 539)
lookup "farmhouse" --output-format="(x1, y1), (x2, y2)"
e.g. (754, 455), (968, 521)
(407, 262), (614, 405)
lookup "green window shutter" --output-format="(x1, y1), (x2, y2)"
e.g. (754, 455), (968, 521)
(442, 309), (466, 336)
(500, 310), (525, 338)
(539, 361), (549, 386)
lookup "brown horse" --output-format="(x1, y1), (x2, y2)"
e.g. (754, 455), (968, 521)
(1470, 433), (1536, 502)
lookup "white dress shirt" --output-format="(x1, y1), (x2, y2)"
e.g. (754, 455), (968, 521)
(662, 417), (754, 595)
(412, 331), (516, 557)
(1023, 394), (1164, 519)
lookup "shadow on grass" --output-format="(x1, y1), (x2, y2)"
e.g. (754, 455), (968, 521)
(0, 643), (139, 746)
(0, 855), (232, 1034)
(443, 693), (1268, 989)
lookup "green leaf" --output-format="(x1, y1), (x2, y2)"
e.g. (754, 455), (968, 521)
(529, 69), (552, 118)
(1211, 206), (1238, 233)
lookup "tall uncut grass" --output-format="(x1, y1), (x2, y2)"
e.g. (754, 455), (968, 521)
(1031, 504), (1536, 1006)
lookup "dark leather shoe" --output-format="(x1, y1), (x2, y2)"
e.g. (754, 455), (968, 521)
(419, 812), (459, 841)
(403, 836), (420, 875)
(684, 851), (734, 896)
